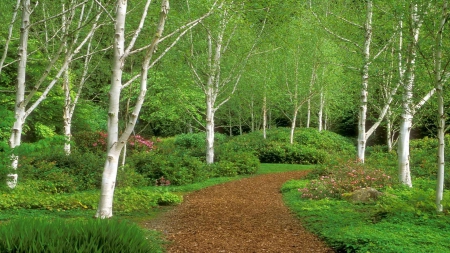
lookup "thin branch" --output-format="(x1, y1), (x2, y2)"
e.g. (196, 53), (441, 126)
(311, 10), (362, 50)
(0, 0), (21, 76)
(328, 11), (364, 29)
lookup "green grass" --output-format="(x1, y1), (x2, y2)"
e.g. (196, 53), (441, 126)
(283, 179), (450, 253)
(258, 163), (314, 174)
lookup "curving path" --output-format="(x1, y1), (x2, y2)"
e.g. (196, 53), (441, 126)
(144, 171), (334, 253)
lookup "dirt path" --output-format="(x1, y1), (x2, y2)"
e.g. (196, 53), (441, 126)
(143, 171), (334, 252)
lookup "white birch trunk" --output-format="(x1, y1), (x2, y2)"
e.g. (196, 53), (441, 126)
(398, 4), (422, 187)
(318, 88), (324, 132)
(386, 108), (393, 152)
(357, 0), (372, 163)
(62, 4), (71, 155)
(7, 0), (31, 189)
(306, 65), (317, 128)
(435, 0), (447, 212)
(206, 88), (215, 164)
(290, 108), (298, 144)
(263, 94), (267, 139)
(63, 67), (72, 155)
(250, 99), (255, 132)
(96, 0), (127, 218)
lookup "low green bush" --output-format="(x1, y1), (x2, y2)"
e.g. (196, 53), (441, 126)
(222, 128), (354, 165)
(130, 152), (209, 185)
(209, 161), (239, 177)
(173, 132), (227, 159)
(19, 150), (104, 191)
(218, 151), (260, 175)
(0, 217), (163, 253)
(114, 187), (181, 212)
(155, 191), (183, 206)
(116, 166), (149, 188)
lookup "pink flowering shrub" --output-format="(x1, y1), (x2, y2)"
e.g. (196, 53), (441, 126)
(299, 160), (395, 200)
(75, 131), (155, 154)
(155, 176), (171, 186)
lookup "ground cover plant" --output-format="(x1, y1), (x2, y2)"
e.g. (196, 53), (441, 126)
(283, 136), (450, 252)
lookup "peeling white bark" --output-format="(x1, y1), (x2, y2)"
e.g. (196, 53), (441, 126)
(318, 88), (324, 132)
(398, 3), (423, 187)
(357, 0), (372, 163)
(435, 0), (447, 212)
(8, 0), (31, 189)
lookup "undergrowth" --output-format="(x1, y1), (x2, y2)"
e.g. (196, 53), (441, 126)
(0, 217), (164, 253)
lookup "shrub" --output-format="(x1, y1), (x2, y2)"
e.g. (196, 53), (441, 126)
(156, 191), (183, 206)
(19, 150), (104, 191)
(130, 152), (209, 185)
(116, 166), (149, 188)
(259, 142), (287, 163)
(218, 151), (260, 175)
(295, 128), (355, 154)
(284, 145), (329, 164)
(173, 132), (227, 158)
(222, 128), (354, 165)
(210, 160), (239, 177)
(0, 217), (163, 253)
(73, 131), (154, 155)
(299, 160), (396, 200)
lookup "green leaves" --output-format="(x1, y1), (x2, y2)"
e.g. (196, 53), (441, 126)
(0, 217), (164, 253)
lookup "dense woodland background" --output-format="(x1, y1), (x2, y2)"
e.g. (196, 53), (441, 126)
(0, 0), (446, 143)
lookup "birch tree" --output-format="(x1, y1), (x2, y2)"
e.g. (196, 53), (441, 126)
(434, 0), (449, 212)
(7, 0), (104, 188)
(96, 0), (169, 218)
(187, 2), (264, 164)
(314, 0), (398, 162)
(96, 0), (221, 218)
(397, 3), (425, 187)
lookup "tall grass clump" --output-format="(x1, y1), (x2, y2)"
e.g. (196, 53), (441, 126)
(0, 217), (163, 253)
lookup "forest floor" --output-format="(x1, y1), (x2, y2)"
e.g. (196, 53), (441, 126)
(142, 171), (335, 253)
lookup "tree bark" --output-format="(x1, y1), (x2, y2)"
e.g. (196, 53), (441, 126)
(8, 0), (31, 188)
(318, 88), (324, 132)
(263, 94), (267, 139)
(398, 3), (423, 187)
(357, 0), (372, 163)
(435, 0), (447, 212)
(290, 108), (298, 144)
(206, 88), (215, 164)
